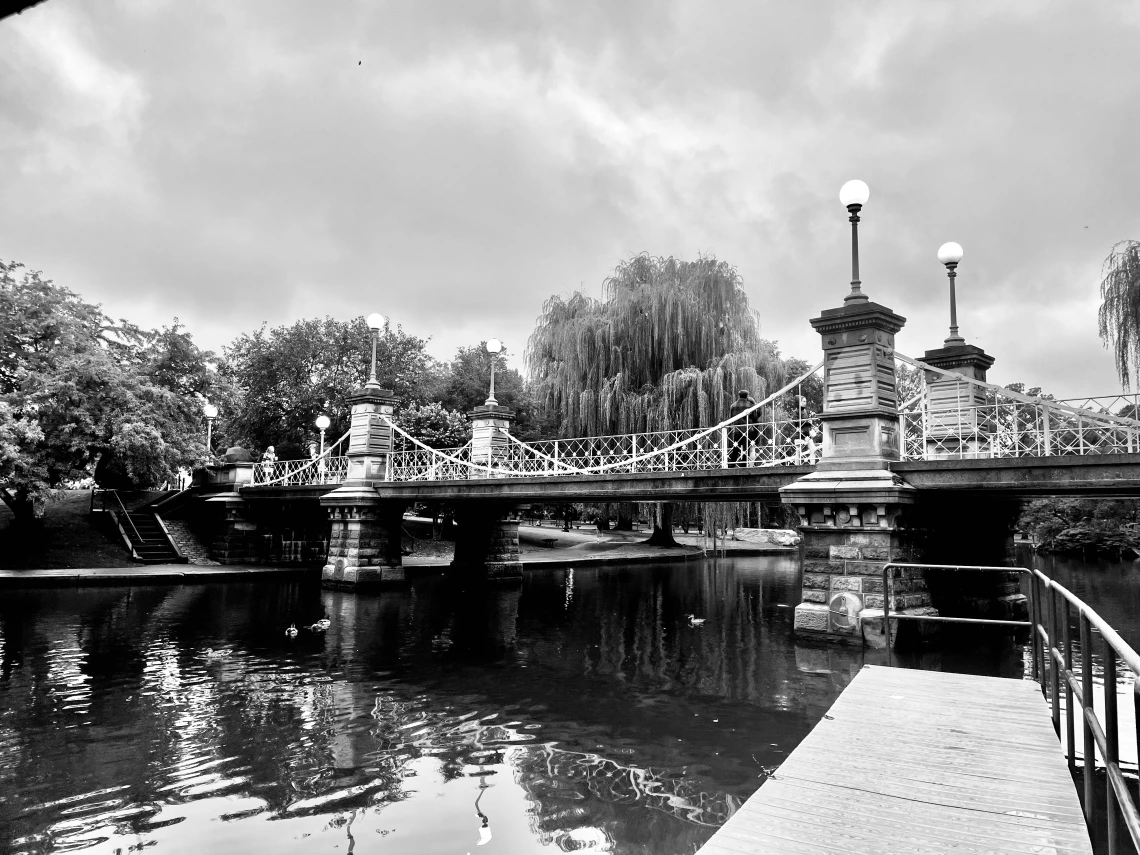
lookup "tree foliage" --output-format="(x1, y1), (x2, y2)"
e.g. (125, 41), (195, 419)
(1098, 240), (1140, 389)
(222, 317), (435, 458)
(0, 261), (225, 517)
(395, 402), (469, 449)
(526, 254), (787, 437)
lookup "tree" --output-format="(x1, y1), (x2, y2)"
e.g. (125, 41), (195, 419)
(1098, 240), (1140, 388)
(1, 261), (223, 521)
(396, 403), (469, 449)
(222, 317), (436, 458)
(429, 342), (550, 440)
(526, 253), (790, 544)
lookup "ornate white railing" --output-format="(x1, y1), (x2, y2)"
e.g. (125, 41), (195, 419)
(897, 353), (1140, 461)
(251, 430), (351, 486)
(383, 363), (825, 481)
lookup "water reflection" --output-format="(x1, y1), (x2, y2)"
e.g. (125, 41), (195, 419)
(0, 554), (1081, 854)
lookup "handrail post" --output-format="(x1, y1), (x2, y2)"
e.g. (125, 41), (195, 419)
(1030, 574), (1041, 682)
(1042, 407), (1052, 456)
(1048, 581), (1061, 736)
(882, 564), (892, 659)
(1104, 634), (1120, 855)
(630, 435), (636, 473)
(1063, 597), (1075, 771)
(1081, 611), (1096, 840)
(720, 427), (729, 469)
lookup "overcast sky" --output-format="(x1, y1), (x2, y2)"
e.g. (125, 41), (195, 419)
(2, 0), (1139, 398)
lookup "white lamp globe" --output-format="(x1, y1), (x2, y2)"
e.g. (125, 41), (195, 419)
(485, 338), (503, 354)
(315, 414), (331, 430)
(202, 403), (218, 419)
(937, 242), (964, 265)
(839, 179), (870, 207)
(366, 313), (386, 332)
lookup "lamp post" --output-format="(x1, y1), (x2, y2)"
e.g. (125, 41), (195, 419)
(365, 313), (386, 387)
(203, 403), (218, 454)
(315, 414), (331, 456)
(937, 242), (965, 345)
(485, 339), (502, 405)
(839, 179), (871, 303)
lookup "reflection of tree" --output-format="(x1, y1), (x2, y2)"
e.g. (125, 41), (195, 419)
(0, 561), (869, 853)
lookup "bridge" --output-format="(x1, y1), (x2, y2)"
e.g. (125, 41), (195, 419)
(159, 189), (1140, 651)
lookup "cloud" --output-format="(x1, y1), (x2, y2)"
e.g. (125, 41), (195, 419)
(0, 0), (1138, 397)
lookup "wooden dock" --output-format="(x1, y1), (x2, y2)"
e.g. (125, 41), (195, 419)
(699, 665), (1092, 855)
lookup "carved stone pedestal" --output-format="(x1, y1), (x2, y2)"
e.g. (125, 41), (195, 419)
(782, 469), (936, 646)
(320, 487), (404, 588)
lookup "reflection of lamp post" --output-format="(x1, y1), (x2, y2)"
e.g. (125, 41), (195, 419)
(839, 179), (871, 304)
(203, 403), (218, 453)
(937, 242), (965, 345)
(365, 313), (386, 388)
(485, 339), (502, 405)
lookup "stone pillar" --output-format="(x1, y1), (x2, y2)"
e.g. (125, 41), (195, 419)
(452, 504), (523, 581)
(780, 300), (937, 645)
(344, 384), (398, 483)
(321, 491), (405, 588)
(320, 381), (404, 588)
(205, 494), (258, 564)
(469, 402), (514, 475)
(921, 343), (996, 459)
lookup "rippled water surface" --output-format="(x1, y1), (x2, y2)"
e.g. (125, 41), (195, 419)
(0, 553), (1121, 854)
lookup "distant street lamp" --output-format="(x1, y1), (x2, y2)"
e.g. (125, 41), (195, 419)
(365, 313), (386, 388)
(315, 414), (331, 456)
(839, 179), (871, 304)
(203, 403), (218, 453)
(937, 242), (965, 345)
(485, 339), (503, 405)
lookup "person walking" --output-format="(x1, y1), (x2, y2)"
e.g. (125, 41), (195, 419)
(727, 390), (755, 467)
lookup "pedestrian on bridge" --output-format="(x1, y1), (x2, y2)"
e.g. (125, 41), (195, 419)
(728, 390), (756, 467)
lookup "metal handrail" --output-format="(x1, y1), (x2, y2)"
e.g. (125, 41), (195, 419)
(1030, 568), (1140, 854)
(879, 561), (1140, 852)
(109, 489), (144, 545)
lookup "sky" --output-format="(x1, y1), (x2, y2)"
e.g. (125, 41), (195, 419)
(2, 0), (1139, 398)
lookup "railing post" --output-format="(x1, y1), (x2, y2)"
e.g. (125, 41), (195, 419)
(1081, 611), (1096, 840)
(1104, 634), (1119, 855)
(1079, 413), (1086, 455)
(1048, 581), (1061, 736)
(1063, 598), (1075, 771)
(630, 435), (637, 473)
(1030, 575), (1041, 682)
(720, 428), (728, 469)
(1042, 407), (1052, 456)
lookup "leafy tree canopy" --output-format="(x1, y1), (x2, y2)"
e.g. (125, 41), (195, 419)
(0, 261), (225, 518)
(395, 402), (469, 449)
(1098, 240), (1140, 389)
(222, 317), (436, 458)
(526, 253), (791, 437)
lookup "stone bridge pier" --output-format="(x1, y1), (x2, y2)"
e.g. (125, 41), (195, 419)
(780, 260), (1015, 646)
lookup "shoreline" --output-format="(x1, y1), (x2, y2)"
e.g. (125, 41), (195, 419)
(0, 542), (797, 587)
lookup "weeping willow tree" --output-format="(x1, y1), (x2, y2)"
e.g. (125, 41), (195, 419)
(1098, 241), (1140, 389)
(526, 254), (789, 544)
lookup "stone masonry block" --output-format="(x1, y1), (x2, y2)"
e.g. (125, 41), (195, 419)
(831, 576), (863, 592)
(802, 589), (827, 604)
(804, 561), (844, 575)
(860, 547), (891, 561)
(842, 560), (886, 577)
(829, 546), (861, 561)
(861, 576), (884, 594)
(794, 603), (830, 633)
(864, 593), (884, 609)
(803, 573), (830, 590)
(848, 532), (892, 548)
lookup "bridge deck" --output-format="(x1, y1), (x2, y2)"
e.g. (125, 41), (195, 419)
(698, 665), (1092, 855)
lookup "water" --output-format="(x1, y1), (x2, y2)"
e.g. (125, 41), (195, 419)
(0, 552), (1135, 854)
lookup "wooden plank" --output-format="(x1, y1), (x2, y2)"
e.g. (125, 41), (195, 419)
(698, 665), (1093, 855)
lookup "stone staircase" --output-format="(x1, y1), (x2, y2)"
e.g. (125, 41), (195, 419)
(113, 510), (186, 564)
(162, 518), (220, 565)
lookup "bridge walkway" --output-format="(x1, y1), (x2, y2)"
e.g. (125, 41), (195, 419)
(697, 665), (1092, 855)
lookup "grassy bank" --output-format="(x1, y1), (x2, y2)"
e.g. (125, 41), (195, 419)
(0, 491), (135, 570)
